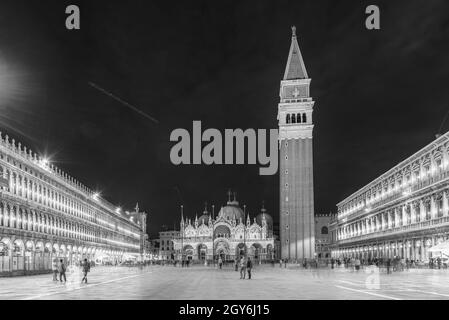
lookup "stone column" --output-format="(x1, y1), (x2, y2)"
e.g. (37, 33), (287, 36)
(443, 191), (449, 217)
(431, 195), (437, 219)
(402, 206), (407, 226)
(411, 202), (416, 224)
(420, 199), (426, 221)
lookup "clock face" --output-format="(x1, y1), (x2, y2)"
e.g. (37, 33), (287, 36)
(287, 86), (306, 98)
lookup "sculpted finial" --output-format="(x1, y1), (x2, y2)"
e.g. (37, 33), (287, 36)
(291, 25), (296, 37)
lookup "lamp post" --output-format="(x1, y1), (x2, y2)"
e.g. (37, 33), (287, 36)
(212, 204), (215, 267)
(180, 205), (184, 264)
(243, 204), (247, 258)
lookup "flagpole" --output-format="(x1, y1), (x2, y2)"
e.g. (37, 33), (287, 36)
(212, 204), (215, 268)
(244, 204), (247, 258)
(181, 205), (184, 263)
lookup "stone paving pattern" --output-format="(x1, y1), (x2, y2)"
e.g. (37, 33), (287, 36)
(1, 264), (449, 300)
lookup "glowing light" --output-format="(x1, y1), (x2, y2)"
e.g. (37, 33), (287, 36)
(92, 192), (100, 201)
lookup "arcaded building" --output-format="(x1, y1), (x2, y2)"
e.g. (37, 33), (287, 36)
(0, 132), (147, 275)
(330, 132), (449, 261)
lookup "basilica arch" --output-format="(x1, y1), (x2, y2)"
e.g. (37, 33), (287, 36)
(183, 245), (195, 260)
(197, 243), (207, 260)
(214, 224), (231, 239)
(249, 243), (263, 260)
(235, 242), (247, 258)
(214, 238), (230, 260)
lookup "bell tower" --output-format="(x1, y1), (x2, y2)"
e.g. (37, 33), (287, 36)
(278, 26), (315, 260)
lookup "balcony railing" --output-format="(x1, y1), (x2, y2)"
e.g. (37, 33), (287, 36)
(338, 215), (449, 244)
(339, 171), (449, 220)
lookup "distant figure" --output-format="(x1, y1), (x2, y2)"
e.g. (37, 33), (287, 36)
(218, 257), (223, 270)
(239, 257), (246, 279)
(355, 258), (361, 271)
(235, 259), (239, 271)
(284, 259), (287, 268)
(386, 258), (391, 274)
(279, 259), (282, 268)
(58, 259), (67, 283)
(330, 258), (335, 269)
(52, 258), (59, 281)
(81, 258), (90, 284)
(246, 257), (253, 279)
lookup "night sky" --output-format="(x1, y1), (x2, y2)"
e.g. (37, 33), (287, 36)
(0, 0), (448, 237)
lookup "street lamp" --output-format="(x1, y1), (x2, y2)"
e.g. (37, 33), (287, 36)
(212, 204), (215, 267)
(243, 204), (247, 258)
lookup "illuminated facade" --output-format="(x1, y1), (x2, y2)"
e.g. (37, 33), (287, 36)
(314, 214), (331, 259)
(0, 132), (147, 275)
(158, 230), (179, 260)
(330, 132), (449, 261)
(173, 192), (275, 262)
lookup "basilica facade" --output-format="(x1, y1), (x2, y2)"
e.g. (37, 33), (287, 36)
(173, 192), (275, 262)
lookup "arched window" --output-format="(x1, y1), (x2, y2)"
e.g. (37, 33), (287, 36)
(321, 226), (328, 234)
(297, 113), (301, 123)
(302, 113), (307, 123)
(286, 114), (290, 124)
(291, 114), (296, 123)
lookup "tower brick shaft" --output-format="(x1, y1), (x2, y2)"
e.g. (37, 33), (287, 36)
(278, 26), (315, 260)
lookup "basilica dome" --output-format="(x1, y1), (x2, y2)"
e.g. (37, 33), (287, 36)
(216, 191), (245, 221)
(256, 212), (273, 229)
(218, 204), (244, 221)
(256, 203), (273, 229)
(198, 214), (210, 225)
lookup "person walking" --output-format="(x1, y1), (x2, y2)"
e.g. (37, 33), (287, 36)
(218, 257), (223, 270)
(58, 259), (67, 283)
(81, 258), (91, 283)
(386, 258), (391, 274)
(330, 258), (335, 269)
(234, 259), (238, 271)
(279, 259), (282, 268)
(239, 256), (246, 279)
(246, 257), (253, 279)
(52, 258), (59, 281)
(355, 258), (361, 271)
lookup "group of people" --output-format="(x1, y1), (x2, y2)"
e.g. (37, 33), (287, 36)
(52, 258), (91, 283)
(329, 256), (448, 273)
(234, 256), (253, 279)
(276, 258), (319, 269)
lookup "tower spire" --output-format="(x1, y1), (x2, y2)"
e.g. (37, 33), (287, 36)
(283, 25), (308, 80)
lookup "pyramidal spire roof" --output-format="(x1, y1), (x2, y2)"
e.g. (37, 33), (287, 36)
(283, 26), (308, 80)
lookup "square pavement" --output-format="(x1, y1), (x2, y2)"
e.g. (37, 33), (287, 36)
(1, 264), (449, 300)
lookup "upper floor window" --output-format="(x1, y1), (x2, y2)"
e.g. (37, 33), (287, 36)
(321, 226), (328, 234)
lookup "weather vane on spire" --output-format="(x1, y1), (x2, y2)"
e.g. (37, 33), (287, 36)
(291, 25), (296, 37)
